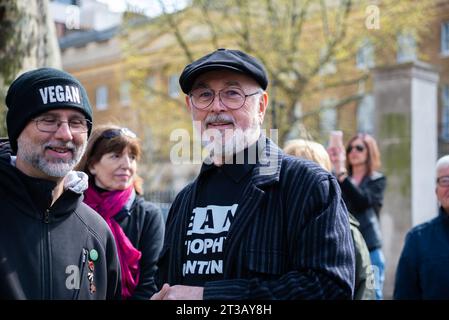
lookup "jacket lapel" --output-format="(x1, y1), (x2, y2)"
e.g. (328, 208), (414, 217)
(223, 138), (283, 277)
(167, 181), (198, 283)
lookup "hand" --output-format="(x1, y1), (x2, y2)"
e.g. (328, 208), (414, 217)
(327, 146), (346, 173)
(327, 146), (339, 163)
(150, 283), (204, 300)
(150, 283), (170, 300)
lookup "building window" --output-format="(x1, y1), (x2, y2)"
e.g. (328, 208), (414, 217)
(96, 85), (108, 110)
(442, 21), (449, 56)
(397, 32), (417, 63)
(320, 99), (337, 135)
(168, 74), (179, 98)
(356, 39), (374, 70)
(120, 81), (131, 107)
(357, 94), (375, 134)
(441, 85), (449, 141)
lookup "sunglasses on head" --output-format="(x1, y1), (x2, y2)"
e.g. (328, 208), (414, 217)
(347, 144), (365, 153)
(101, 127), (137, 139)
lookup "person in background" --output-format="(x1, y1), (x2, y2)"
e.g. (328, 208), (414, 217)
(328, 133), (386, 300)
(78, 124), (165, 299)
(0, 68), (121, 299)
(284, 138), (375, 300)
(394, 155), (449, 299)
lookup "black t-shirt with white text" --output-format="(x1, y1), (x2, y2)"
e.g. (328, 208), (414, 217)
(182, 159), (255, 286)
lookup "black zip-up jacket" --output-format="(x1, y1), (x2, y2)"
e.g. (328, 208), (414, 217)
(0, 142), (121, 299)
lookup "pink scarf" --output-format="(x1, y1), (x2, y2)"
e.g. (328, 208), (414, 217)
(84, 184), (142, 299)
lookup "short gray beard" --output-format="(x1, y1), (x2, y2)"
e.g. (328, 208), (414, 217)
(17, 138), (87, 178)
(201, 113), (261, 163)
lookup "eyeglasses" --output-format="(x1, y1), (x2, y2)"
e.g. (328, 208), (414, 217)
(189, 86), (261, 110)
(101, 128), (137, 139)
(347, 144), (365, 153)
(34, 117), (91, 133)
(437, 176), (449, 187)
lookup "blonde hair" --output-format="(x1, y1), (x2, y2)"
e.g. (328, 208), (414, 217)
(283, 139), (332, 172)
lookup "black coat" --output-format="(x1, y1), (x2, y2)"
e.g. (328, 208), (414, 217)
(0, 143), (121, 300)
(339, 172), (386, 251)
(157, 139), (355, 299)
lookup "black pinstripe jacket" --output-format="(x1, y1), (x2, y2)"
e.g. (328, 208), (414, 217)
(157, 138), (355, 299)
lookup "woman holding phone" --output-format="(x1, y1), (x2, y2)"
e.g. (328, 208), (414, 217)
(328, 133), (386, 300)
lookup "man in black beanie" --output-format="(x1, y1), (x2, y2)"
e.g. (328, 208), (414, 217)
(0, 67), (121, 299)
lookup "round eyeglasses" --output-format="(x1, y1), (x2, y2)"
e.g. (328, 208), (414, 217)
(437, 176), (449, 187)
(189, 86), (261, 110)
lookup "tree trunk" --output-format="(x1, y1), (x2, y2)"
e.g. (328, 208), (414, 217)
(0, 0), (61, 136)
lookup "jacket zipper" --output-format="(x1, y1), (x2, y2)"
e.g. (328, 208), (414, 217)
(73, 249), (88, 300)
(42, 209), (51, 299)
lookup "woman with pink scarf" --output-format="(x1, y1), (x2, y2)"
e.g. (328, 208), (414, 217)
(78, 125), (164, 299)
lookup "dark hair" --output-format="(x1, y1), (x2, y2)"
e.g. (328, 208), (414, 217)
(345, 133), (381, 176)
(77, 124), (144, 194)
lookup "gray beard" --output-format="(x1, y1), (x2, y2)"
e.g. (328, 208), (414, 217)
(17, 139), (87, 178)
(202, 125), (261, 164)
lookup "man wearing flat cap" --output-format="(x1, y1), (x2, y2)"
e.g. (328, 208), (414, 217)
(0, 68), (121, 299)
(152, 49), (355, 300)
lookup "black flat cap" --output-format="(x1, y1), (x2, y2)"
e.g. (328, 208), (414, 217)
(179, 48), (268, 94)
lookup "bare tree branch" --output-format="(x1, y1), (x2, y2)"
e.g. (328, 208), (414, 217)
(307, 73), (369, 94)
(289, 0), (311, 64)
(320, 0), (330, 43)
(234, 0), (252, 52)
(306, 0), (352, 79)
(298, 92), (364, 120)
(199, 0), (220, 49)
(157, 0), (194, 62)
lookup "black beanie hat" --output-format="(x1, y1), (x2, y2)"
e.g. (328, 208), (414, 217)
(179, 48), (269, 94)
(5, 67), (93, 153)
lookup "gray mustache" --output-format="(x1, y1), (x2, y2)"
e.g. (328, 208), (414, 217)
(43, 141), (76, 151)
(204, 114), (235, 126)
